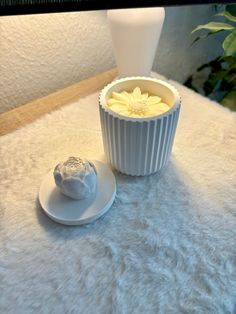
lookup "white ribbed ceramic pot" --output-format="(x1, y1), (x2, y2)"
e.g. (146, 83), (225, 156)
(99, 77), (181, 176)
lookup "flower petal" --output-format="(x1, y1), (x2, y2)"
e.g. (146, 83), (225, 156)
(141, 93), (149, 100)
(133, 87), (142, 99)
(109, 103), (128, 112)
(112, 92), (130, 103)
(147, 96), (162, 105)
(118, 109), (131, 116)
(147, 109), (163, 116)
(121, 91), (131, 98)
(157, 102), (170, 111)
(108, 99), (127, 106)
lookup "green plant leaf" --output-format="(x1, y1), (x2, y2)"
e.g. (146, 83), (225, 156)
(196, 63), (211, 71)
(216, 11), (236, 22)
(203, 81), (214, 96)
(220, 79), (235, 92)
(223, 30), (236, 56)
(220, 90), (236, 111)
(191, 30), (223, 46)
(226, 5), (236, 17)
(219, 55), (236, 65)
(197, 56), (223, 72)
(191, 22), (234, 33)
(211, 69), (236, 82)
(226, 73), (236, 85)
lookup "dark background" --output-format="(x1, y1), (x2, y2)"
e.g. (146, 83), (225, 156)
(1, 0), (235, 16)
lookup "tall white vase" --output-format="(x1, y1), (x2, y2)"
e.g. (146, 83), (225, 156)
(107, 8), (165, 78)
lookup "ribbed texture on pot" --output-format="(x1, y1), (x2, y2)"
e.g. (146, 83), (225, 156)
(99, 105), (180, 176)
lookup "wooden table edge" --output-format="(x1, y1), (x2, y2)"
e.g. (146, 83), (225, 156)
(0, 68), (117, 136)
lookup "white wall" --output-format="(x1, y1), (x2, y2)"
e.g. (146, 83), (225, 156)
(0, 5), (222, 113)
(155, 5), (223, 82)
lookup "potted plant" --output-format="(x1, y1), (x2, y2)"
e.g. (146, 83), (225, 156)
(184, 4), (236, 111)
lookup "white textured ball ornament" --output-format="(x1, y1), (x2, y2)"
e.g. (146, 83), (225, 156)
(53, 157), (97, 200)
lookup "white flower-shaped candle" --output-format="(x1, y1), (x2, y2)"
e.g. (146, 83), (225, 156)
(107, 87), (170, 118)
(53, 157), (97, 200)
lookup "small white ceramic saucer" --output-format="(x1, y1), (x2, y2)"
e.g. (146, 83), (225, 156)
(39, 160), (116, 225)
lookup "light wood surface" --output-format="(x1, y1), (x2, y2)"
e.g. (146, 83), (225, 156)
(0, 68), (117, 136)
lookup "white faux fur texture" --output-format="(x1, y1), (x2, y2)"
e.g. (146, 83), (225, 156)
(0, 74), (236, 314)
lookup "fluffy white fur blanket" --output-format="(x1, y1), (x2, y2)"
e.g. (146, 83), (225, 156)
(0, 74), (236, 313)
